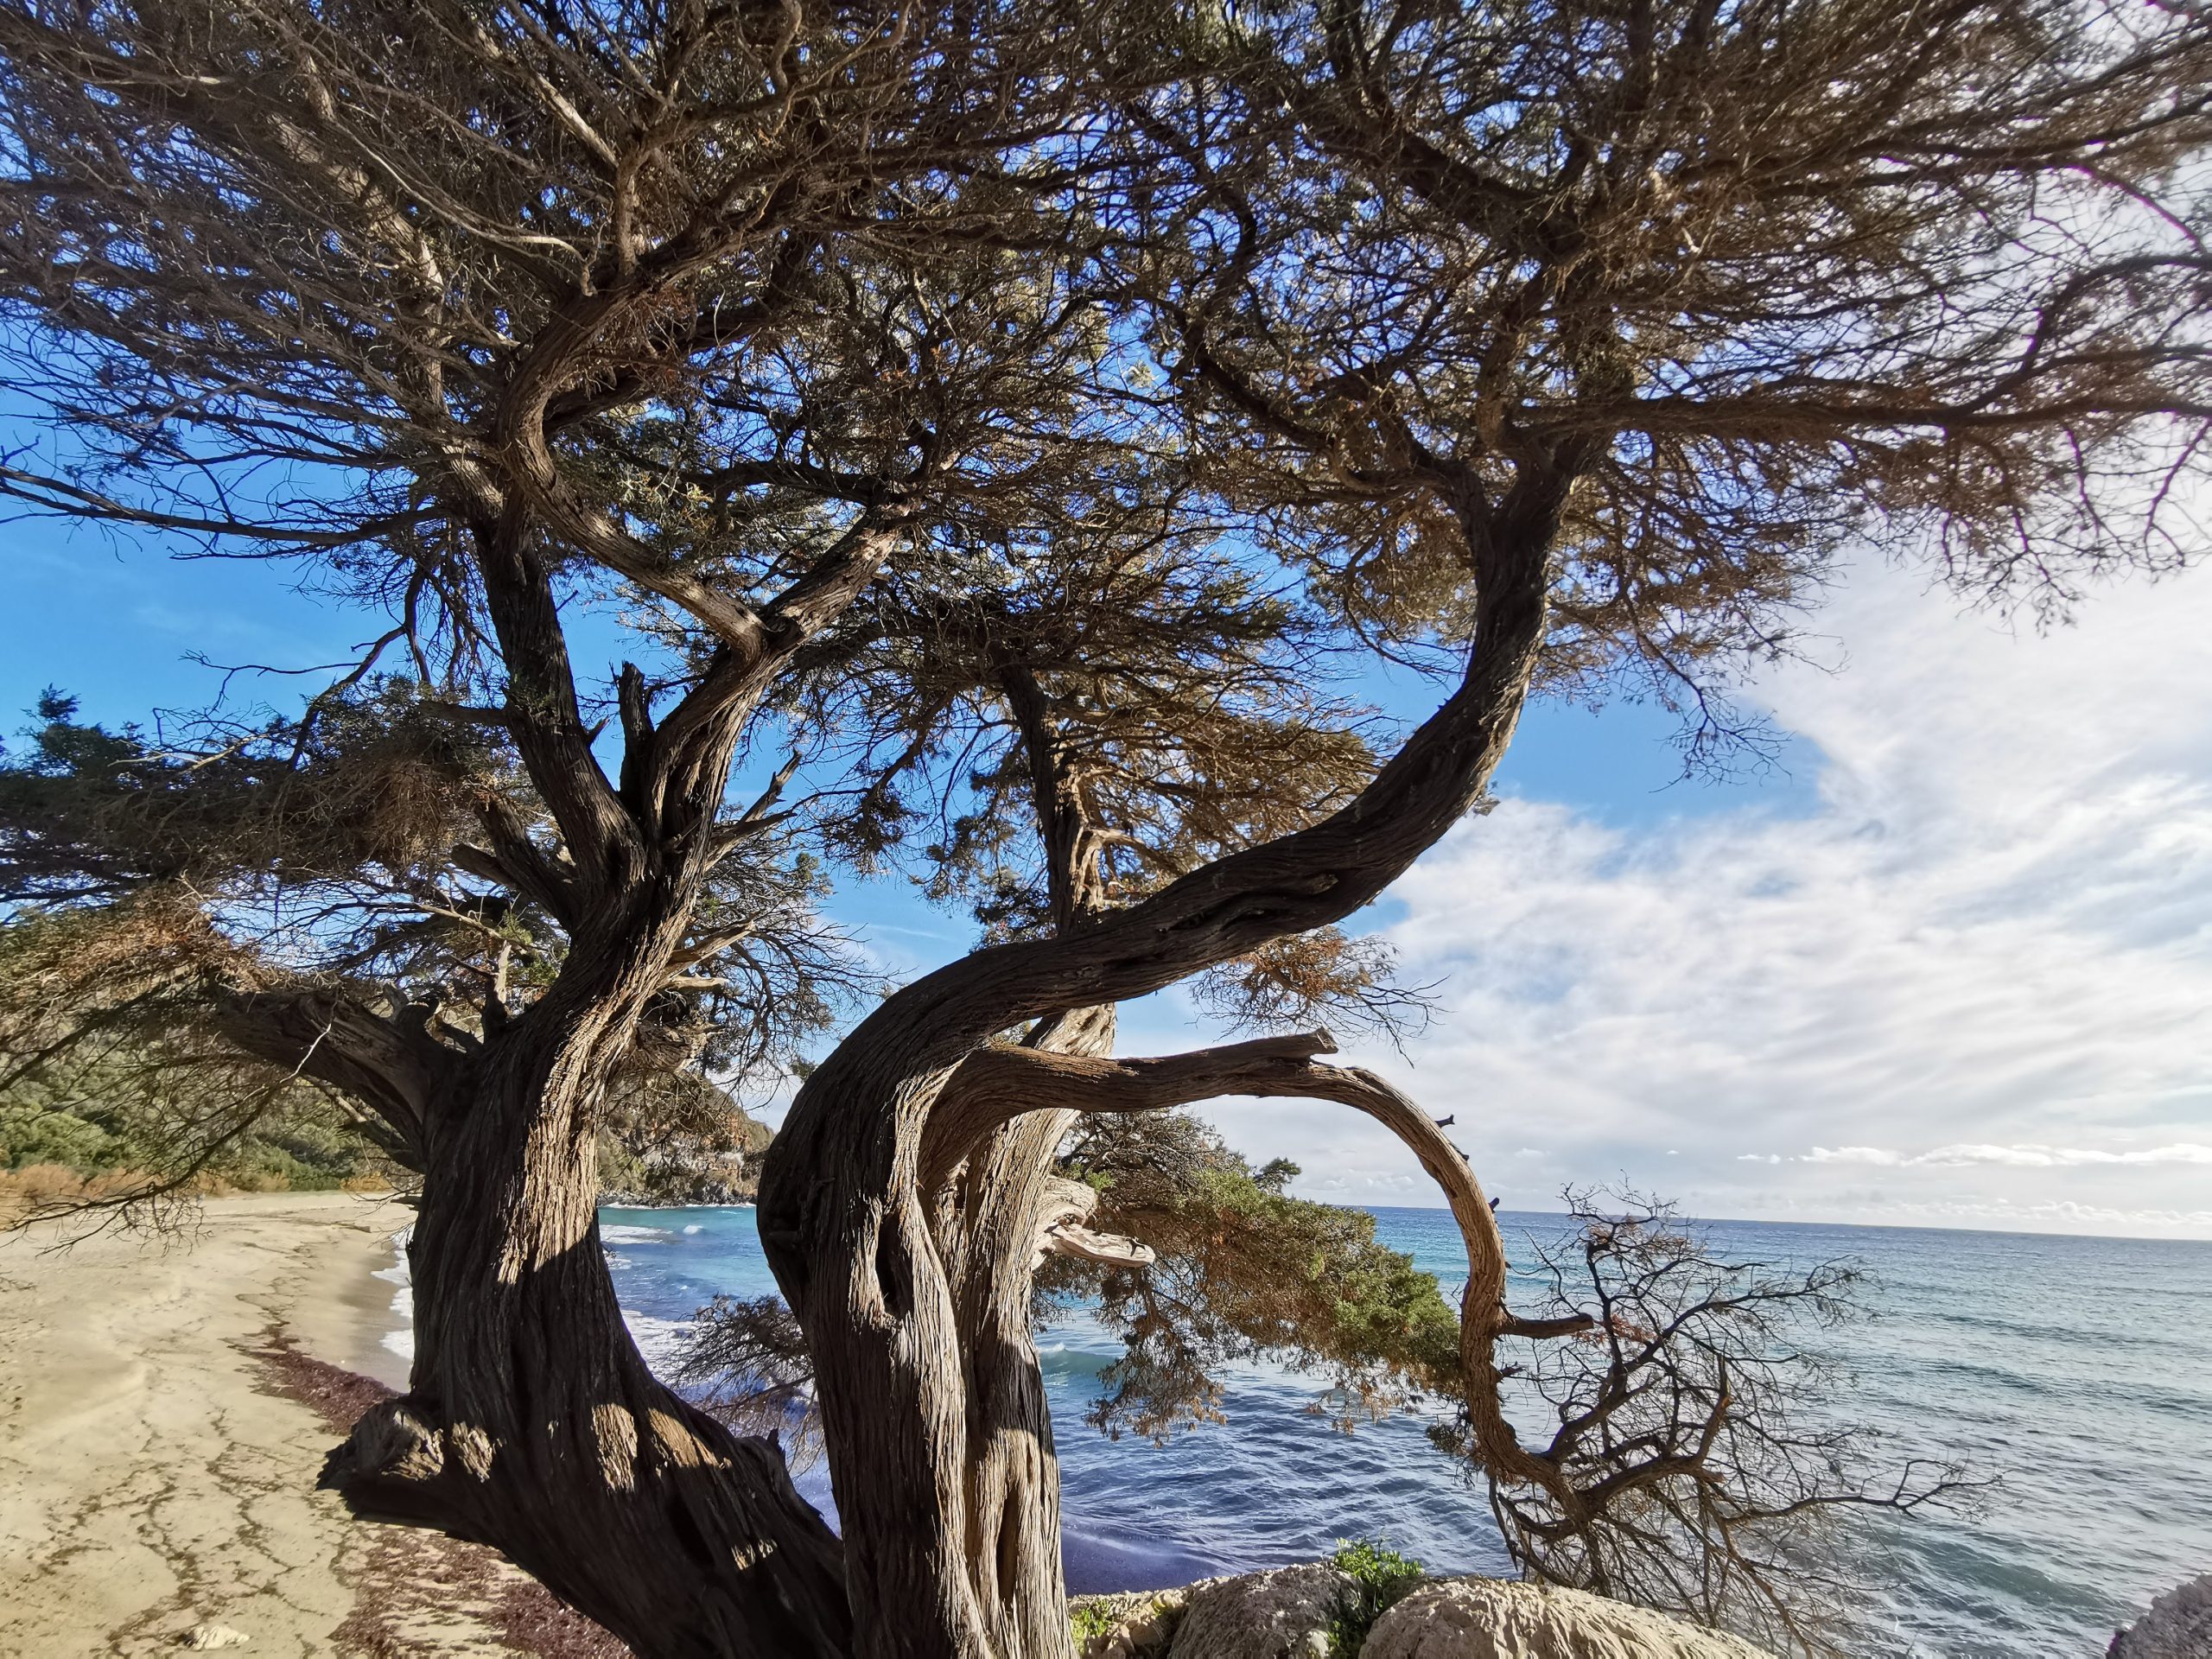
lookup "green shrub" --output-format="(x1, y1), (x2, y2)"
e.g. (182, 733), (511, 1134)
(1068, 1599), (1120, 1649)
(0, 1105), (117, 1170)
(1326, 1538), (1425, 1657)
(0, 1071), (390, 1193)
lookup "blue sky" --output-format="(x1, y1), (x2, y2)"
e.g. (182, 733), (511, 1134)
(7, 515), (2209, 1237)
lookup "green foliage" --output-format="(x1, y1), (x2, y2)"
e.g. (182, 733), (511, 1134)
(794, 528), (1403, 994)
(596, 1078), (773, 1205)
(1067, 1600), (1120, 1647)
(0, 683), (859, 1217)
(0, 1026), (392, 1194)
(0, 1103), (118, 1169)
(0, 1086), (383, 1192)
(1332, 1538), (1424, 1599)
(1065, 1592), (1185, 1656)
(0, 680), (499, 909)
(219, 1107), (383, 1191)
(1325, 1538), (1425, 1658)
(1043, 1113), (1461, 1443)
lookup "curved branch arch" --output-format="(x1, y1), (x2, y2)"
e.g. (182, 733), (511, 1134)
(938, 1028), (1571, 1498)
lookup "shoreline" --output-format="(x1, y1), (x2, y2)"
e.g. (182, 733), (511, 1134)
(290, 1197), (416, 1393)
(0, 1191), (620, 1656)
(5, 1192), (2192, 1658)
(0, 1192), (414, 1654)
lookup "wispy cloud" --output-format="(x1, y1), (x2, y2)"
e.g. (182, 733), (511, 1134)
(1196, 555), (2212, 1238)
(1771, 1143), (2212, 1168)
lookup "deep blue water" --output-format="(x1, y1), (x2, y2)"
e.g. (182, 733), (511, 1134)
(596, 1205), (2212, 1657)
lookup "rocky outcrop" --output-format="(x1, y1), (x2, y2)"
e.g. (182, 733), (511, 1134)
(1075, 1589), (1195, 1659)
(1165, 1563), (1354, 1659)
(2110, 1574), (2212, 1659)
(1358, 1578), (1777, 1659)
(1082, 1566), (1779, 1659)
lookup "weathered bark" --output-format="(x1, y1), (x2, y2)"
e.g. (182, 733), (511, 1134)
(935, 1005), (1116, 1659)
(322, 947), (852, 1659)
(764, 488), (1565, 1659)
(944, 1107), (1083, 1658)
(310, 501), (886, 1655)
(923, 656), (1121, 1659)
(944, 1030), (1575, 1498)
(214, 982), (449, 1167)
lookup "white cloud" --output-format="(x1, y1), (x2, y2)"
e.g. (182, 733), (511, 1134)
(1202, 556), (2212, 1238)
(1796, 1147), (1907, 1166)
(1786, 1141), (2212, 1167)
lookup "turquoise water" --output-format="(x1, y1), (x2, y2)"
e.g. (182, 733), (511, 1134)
(596, 1205), (2212, 1656)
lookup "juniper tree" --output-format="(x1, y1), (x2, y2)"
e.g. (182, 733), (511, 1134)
(0, 0), (1128, 1648)
(775, 515), (1446, 1652)
(0, 0), (2206, 1656)
(0, 683), (835, 1208)
(758, 2), (2211, 1655)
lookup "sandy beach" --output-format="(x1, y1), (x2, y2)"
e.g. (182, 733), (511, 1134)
(0, 1192), (623, 1657)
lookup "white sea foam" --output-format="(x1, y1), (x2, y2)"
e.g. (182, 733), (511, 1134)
(372, 1226), (411, 1283)
(683, 1224), (705, 1235)
(374, 1232), (414, 1332)
(621, 1308), (692, 1370)
(600, 1224), (675, 1244)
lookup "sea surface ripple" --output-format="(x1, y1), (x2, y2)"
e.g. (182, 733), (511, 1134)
(596, 1205), (2212, 1657)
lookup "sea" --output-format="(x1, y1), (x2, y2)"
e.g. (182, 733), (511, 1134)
(589, 1204), (2212, 1657)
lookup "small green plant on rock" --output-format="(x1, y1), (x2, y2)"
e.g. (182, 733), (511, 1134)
(1068, 1590), (1187, 1658)
(1327, 1539), (1426, 1656)
(1069, 1600), (1121, 1649)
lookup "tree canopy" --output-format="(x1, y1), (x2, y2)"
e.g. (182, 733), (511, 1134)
(0, 0), (2205, 1655)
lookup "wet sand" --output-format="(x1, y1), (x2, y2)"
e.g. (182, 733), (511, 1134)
(0, 1191), (607, 1656)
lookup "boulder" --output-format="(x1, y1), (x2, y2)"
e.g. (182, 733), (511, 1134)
(1166, 1563), (1354, 1659)
(1357, 1578), (1776, 1659)
(1075, 1587), (1195, 1659)
(2110, 1574), (2212, 1659)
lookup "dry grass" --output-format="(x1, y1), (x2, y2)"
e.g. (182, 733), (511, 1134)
(0, 1165), (397, 1227)
(0, 1162), (143, 1224)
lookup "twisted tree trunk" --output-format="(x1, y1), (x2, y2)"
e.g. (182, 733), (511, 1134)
(306, 493), (892, 1654)
(935, 1005), (1117, 1659)
(321, 918), (852, 1659)
(765, 492), (1562, 1659)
